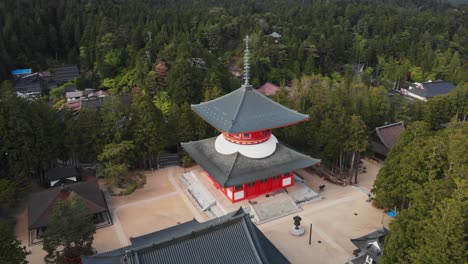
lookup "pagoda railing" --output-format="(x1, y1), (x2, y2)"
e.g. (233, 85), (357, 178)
(223, 130), (272, 145)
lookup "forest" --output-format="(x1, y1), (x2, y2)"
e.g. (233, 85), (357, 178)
(0, 0), (467, 263)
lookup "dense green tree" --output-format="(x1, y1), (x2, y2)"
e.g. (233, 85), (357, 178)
(42, 194), (96, 264)
(376, 120), (467, 263)
(0, 220), (28, 264)
(131, 95), (168, 169)
(344, 115), (369, 183)
(410, 180), (467, 264)
(98, 141), (135, 186)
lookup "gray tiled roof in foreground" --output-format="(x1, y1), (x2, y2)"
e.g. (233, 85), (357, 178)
(191, 84), (309, 133)
(82, 208), (290, 264)
(181, 137), (320, 187)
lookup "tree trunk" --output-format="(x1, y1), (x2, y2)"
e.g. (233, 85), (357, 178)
(354, 152), (360, 184)
(349, 151), (356, 184)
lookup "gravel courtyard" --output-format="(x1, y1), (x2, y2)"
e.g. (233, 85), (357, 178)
(16, 159), (389, 264)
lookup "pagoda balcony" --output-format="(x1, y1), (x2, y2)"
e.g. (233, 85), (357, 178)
(223, 130), (272, 145)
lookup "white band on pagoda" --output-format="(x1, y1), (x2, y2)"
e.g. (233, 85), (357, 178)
(214, 133), (278, 159)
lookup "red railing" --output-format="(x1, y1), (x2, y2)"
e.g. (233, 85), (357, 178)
(223, 130), (272, 145)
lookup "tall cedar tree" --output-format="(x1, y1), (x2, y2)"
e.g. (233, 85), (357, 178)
(131, 95), (168, 169)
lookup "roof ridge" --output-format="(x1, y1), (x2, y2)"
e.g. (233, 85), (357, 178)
(29, 190), (61, 229)
(73, 190), (107, 212)
(127, 213), (247, 253)
(375, 121), (404, 130)
(224, 152), (240, 186)
(240, 216), (264, 263)
(228, 85), (249, 131)
(375, 122), (404, 149)
(242, 214), (274, 263)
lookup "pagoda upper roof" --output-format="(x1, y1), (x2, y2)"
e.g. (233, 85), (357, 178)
(182, 137), (320, 187)
(191, 84), (309, 133)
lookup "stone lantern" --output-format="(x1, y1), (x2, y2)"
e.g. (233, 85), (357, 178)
(290, 215), (305, 236)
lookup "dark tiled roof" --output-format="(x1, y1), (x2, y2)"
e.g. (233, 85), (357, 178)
(182, 137), (320, 187)
(45, 167), (79, 182)
(52, 65), (79, 83)
(130, 209), (243, 248)
(14, 77), (42, 93)
(28, 181), (107, 229)
(374, 122), (405, 150)
(82, 209), (289, 264)
(350, 254), (371, 264)
(351, 228), (389, 263)
(191, 85), (308, 133)
(409, 81), (456, 98)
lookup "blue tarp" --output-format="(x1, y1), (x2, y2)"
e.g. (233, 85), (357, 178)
(387, 210), (396, 218)
(11, 68), (32, 75)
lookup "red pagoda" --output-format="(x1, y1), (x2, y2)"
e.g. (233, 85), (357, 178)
(182, 36), (320, 203)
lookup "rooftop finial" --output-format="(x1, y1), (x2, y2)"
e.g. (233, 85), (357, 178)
(243, 35), (250, 86)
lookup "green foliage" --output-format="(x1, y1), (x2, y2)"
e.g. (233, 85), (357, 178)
(130, 95), (168, 169)
(0, 178), (17, 205)
(42, 194), (96, 263)
(153, 91), (173, 115)
(49, 87), (65, 101)
(98, 141), (135, 186)
(0, 81), (15, 98)
(410, 180), (467, 264)
(0, 220), (28, 264)
(409, 66), (424, 82)
(117, 172), (146, 196)
(376, 120), (467, 263)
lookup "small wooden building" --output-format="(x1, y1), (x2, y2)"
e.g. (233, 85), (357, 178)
(44, 167), (80, 187)
(371, 122), (405, 159)
(27, 181), (111, 245)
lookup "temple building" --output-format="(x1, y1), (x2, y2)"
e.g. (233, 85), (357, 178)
(82, 208), (289, 264)
(182, 36), (320, 203)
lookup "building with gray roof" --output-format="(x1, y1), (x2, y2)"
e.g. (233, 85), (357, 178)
(371, 122), (405, 159)
(407, 80), (456, 101)
(350, 228), (389, 264)
(27, 180), (111, 245)
(52, 65), (79, 83)
(182, 137), (319, 188)
(82, 208), (289, 264)
(44, 166), (80, 187)
(191, 84), (308, 133)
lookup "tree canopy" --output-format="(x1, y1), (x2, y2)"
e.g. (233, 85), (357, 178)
(42, 194), (96, 264)
(0, 220), (28, 264)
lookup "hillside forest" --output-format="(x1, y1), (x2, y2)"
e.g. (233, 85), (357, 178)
(0, 0), (467, 263)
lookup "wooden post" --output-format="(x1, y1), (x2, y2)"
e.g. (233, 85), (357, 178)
(309, 224), (312, 245)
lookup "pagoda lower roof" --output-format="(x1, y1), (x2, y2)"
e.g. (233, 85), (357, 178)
(191, 84), (309, 133)
(182, 137), (320, 188)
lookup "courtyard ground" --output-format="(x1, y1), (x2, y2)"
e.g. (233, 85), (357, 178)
(258, 159), (390, 263)
(15, 159), (388, 264)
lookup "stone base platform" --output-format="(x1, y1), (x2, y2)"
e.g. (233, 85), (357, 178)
(250, 192), (302, 224)
(180, 168), (321, 224)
